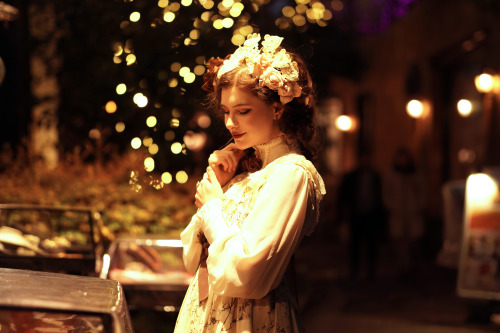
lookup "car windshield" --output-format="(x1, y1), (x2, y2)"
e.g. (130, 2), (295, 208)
(0, 309), (111, 332)
(0, 208), (93, 257)
(107, 240), (192, 285)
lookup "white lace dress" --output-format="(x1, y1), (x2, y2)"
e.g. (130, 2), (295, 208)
(174, 137), (325, 333)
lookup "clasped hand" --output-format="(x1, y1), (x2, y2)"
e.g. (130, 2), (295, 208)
(195, 143), (243, 208)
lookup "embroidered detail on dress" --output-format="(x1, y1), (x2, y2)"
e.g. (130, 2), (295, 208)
(221, 153), (325, 227)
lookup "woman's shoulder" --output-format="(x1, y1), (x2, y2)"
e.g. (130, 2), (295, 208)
(267, 153), (326, 198)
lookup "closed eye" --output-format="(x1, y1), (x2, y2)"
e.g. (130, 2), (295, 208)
(239, 109), (251, 115)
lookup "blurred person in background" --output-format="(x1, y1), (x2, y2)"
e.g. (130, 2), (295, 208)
(338, 149), (386, 280)
(383, 146), (426, 279)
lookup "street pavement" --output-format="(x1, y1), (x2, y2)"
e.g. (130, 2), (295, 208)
(295, 233), (500, 333)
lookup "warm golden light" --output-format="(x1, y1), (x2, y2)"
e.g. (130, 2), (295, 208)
(213, 19), (223, 29)
(144, 157), (155, 172)
(133, 93), (148, 107)
(474, 73), (495, 93)
(231, 34), (245, 45)
(171, 142), (183, 154)
(116, 83), (127, 95)
(194, 65), (205, 76)
(170, 118), (180, 127)
(466, 173), (498, 210)
(146, 116), (157, 127)
(130, 12), (141, 22)
(126, 54), (136, 65)
(179, 66), (190, 77)
(222, 18), (234, 28)
(164, 12), (175, 22)
(335, 115), (353, 131)
(406, 99), (424, 118)
(105, 101), (117, 113)
(148, 143), (159, 155)
(175, 170), (188, 183)
(161, 172), (173, 184)
(158, 0), (169, 8)
(131, 137), (142, 149)
(143, 137), (153, 147)
(168, 78), (178, 88)
(115, 122), (125, 133)
(457, 99), (473, 117)
(184, 72), (196, 83)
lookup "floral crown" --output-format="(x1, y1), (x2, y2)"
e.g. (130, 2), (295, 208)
(205, 33), (302, 105)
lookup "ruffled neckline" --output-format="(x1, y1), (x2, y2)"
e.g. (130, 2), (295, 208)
(253, 136), (297, 168)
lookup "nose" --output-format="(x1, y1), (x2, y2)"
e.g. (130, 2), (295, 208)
(225, 114), (236, 129)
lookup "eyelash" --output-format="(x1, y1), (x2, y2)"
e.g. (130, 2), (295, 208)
(223, 109), (251, 115)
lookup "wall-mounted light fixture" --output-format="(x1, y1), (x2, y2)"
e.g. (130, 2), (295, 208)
(474, 71), (499, 94)
(335, 115), (356, 132)
(457, 99), (473, 117)
(406, 99), (431, 119)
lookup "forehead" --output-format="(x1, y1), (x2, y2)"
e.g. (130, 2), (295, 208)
(220, 86), (259, 107)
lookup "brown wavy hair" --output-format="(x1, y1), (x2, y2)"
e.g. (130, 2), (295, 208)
(203, 49), (320, 172)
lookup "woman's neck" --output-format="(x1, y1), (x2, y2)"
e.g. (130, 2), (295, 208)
(253, 136), (295, 167)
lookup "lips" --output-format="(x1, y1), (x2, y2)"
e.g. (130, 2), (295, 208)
(231, 132), (245, 140)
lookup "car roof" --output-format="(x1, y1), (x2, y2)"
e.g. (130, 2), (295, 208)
(0, 268), (126, 314)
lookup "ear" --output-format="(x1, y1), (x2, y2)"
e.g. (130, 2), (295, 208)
(272, 103), (285, 120)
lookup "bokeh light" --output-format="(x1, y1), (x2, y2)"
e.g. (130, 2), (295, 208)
(164, 12), (175, 22)
(406, 99), (424, 118)
(116, 83), (127, 95)
(131, 137), (142, 149)
(161, 172), (173, 184)
(457, 99), (473, 117)
(130, 11), (140, 22)
(105, 101), (117, 113)
(115, 122), (125, 133)
(148, 143), (159, 154)
(175, 170), (188, 183)
(143, 137), (153, 147)
(144, 157), (155, 172)
(146, 116), (157, 127)
(336, 115), (353, 131)
(133, 93), (148, 107)
(171, 142), (183, 154)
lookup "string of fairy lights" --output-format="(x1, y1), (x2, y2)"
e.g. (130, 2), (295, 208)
(103, 0), (338, 190)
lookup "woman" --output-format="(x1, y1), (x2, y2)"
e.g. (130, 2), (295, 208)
(175, 33), (325, 333)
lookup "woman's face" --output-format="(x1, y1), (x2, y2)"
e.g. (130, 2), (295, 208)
(220, 85), (280, 150)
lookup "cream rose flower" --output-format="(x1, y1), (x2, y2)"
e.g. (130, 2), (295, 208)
(278, 82), (302, 104)
(259, 67), (284, 91)
(252, 54), (271, 77)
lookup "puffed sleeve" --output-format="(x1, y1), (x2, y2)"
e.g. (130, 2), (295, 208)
(180, 212), (204, 274)
(203, 164), (313, 299)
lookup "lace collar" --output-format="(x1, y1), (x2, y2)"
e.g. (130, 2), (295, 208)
(253, 136), (297, 168)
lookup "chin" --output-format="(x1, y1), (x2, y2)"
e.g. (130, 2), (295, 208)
(233, 140), (250, 150)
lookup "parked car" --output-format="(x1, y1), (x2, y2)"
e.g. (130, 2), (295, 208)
(100, 235), (193, 312)
(0, 203), (109, 276)
(0, 267), (134, 333)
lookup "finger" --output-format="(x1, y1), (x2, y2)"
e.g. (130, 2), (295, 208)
(208, 154), (229, 171)
(206, 166), (218, 184)
(194, 194), (201, 208)
(222, 143), (237, 151)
